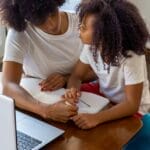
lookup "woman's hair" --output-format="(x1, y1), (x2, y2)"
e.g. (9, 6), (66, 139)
(77, 0), (149, 66)
(0, 0), (65, 32)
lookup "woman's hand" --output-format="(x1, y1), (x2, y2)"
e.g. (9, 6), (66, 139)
(39, 73), (68, 91)
(40, 101), (78, 123)
(71, 113), (100, 129)
(63, 88), (81, 105)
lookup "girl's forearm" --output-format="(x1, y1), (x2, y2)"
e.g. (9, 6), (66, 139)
(67, 60), (91, 89)
(82, 68), (98, 82)
(96, 100), (139, 124)
(67, 75), (82, 90)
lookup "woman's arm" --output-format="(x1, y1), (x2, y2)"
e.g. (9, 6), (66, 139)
(39, 63), (97, 91)
(2, 62), (77, 122)
(72, 83), (143, 129)
(2, 61), (45, 116)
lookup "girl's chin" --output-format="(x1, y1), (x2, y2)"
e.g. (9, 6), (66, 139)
(80, 38), (91, 45)
(82, 41), (91, 45)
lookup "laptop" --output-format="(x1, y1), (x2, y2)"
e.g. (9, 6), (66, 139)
(0, 95), (64, 150)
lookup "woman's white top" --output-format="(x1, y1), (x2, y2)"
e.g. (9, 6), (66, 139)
(3, 13), (83, 79)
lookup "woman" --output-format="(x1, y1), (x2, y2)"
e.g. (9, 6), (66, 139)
(0, 0), (94, 122)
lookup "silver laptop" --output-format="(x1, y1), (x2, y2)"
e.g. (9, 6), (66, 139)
(0, 95), (64, 150)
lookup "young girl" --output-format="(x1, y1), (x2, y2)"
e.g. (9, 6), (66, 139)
(64, 0), (150, 129)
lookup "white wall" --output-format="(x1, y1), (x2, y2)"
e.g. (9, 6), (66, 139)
(129, 0), (150, 33)
(0, 12), (6, 62)
(60, 0), (81, 12)
(0, 26), (6, 62)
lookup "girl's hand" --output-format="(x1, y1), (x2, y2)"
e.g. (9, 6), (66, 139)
(71, 113), (100, 129)
(41, 101), (78, 123)
(39, 73), (68, 91)
(63, 88), (81, 105)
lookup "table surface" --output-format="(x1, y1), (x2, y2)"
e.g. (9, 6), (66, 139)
(41, 116), (142, 150)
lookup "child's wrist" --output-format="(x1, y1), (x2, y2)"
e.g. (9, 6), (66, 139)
(96, 112), (104, 125)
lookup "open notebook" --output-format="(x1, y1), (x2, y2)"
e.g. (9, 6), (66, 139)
(20, 78), (109, 114)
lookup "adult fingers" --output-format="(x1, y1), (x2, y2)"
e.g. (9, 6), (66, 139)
(41, 79), (63, 91)
(39, 79), (47, 86)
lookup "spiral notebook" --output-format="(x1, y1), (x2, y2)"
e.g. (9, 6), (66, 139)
(20, 78), (109, 114)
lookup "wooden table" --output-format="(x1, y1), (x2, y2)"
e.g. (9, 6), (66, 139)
(42, 116), (142, 150)
(0, 73), (143, 150)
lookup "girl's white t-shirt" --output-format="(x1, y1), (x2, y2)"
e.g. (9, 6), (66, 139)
(3, 13), (83, 79)
(80, 45), (150, 110)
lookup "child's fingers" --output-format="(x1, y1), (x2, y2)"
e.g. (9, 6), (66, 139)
(64, 91), (72, 99)
(64, 88), (81, 104)
(72, 115), (81, 122)
(70, 88), (77, 99)
(65, 98), (76, 106)
(77, 91), (81, 97)
(70, 88), (81, 99)
(69, 92), (74, 99)
(65, 91), (75, 99)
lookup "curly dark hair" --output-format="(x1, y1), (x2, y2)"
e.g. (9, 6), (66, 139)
(0, 0), (65, 32)
(77, 0), (149, 66)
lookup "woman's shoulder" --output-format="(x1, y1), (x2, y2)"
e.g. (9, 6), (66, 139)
(7, 28), (26, 37)
(7, 23), (39, 42)
(7, 28), (28, 44)
(66, 12), (78, 20)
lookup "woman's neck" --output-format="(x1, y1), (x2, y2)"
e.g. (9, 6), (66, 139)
(60, 12), (69, 34)
(38, 12), (69, 35)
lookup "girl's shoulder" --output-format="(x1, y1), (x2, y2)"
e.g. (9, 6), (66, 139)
(125, 51), (145, 60)
(122, 50), (145, 67)
(82, 45), (92, 54)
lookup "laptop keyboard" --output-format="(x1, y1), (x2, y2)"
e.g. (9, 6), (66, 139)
(17, 130), (42, 150)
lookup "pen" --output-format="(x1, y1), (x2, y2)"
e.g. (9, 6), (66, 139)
(65, 101), (72, 106)
(65, 100), (91, 107)
(80, 99), (91, 107)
